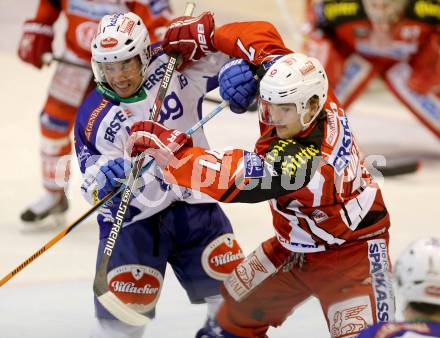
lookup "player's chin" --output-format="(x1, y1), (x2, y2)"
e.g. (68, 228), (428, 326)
(275, 126), (290, 139)
(114, 86), (136, 98)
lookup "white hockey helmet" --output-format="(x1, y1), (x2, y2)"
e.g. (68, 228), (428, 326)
(362, 0), (408, 25)
(394, 237), (440, 306)
(258, 53), (328, 129)
(91, 12), (150, 85)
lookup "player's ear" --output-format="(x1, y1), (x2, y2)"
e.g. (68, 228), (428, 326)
(307, 95), (320, 120)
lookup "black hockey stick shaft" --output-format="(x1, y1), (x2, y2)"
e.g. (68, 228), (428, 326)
(93, 2), (196, 325)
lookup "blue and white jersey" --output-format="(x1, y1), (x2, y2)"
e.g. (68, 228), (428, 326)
(357, 322), (440, 338)
(74, 46), (229, 229)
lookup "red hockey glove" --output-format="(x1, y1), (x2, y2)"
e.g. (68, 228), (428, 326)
(17, 19), (54, 69)
(408, 33), (440, 95)
(162, 12), (217, 70)
(128, 121), (192, 167)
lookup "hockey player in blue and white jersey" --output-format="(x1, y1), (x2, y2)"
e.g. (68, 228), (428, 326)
(357, 238), (440, 338)
(73, 12), (244, 338)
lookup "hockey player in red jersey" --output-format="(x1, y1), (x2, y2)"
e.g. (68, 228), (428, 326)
(358, 238), (440, 338)
(126, 14), (395, 337)
(17, 0), (171, 228)
(303, 0), (440, 139)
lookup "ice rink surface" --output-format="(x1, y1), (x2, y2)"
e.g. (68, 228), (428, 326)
(0, 1), (439, 337)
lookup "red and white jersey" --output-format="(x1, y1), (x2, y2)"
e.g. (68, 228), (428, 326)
(32, 0), (171, 62)
(255, 91), (390, 252)
(164, 92), (390, 253)
(158, 21), (390, 253)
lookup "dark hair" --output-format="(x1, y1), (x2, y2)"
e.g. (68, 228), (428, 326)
(409, 302), (440, 315)
(309, 95), (319, 105)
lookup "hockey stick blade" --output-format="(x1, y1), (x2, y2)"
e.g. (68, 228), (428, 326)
(98, 292), (150, 326)
(96, 262), (150, 326)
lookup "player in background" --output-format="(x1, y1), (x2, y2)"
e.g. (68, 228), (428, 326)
(302, 0), (440, 140)
(128, 14), (394, 337)
(74, 12), (244, 338)
(17, 0), (172, 229)
(357, 238), (440, 338)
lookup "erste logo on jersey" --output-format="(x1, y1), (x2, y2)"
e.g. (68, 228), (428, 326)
(333, 114), (353, 175)
(107, 264), (163, 313)
(201, 234), (244, 280)
(105, 110), (128, 143)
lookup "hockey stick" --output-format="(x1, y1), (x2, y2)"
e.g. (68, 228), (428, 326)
(94, 101), (228, 326)
(93, 2), (196, 326)
(204, 95), (258, 112)
(0, 190), (114, 287)
(42, 52), (91, 70)
(0, 99), (227, 289)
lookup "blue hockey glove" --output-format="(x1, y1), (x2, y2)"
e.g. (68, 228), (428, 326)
(219, 59), (258, 114)
(97, 158), (132, 199)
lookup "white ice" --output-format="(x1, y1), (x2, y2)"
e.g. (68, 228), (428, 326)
(1, 1), (439, 337)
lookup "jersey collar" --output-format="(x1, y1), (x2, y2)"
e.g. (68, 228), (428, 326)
(97, 83), (147, 104)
